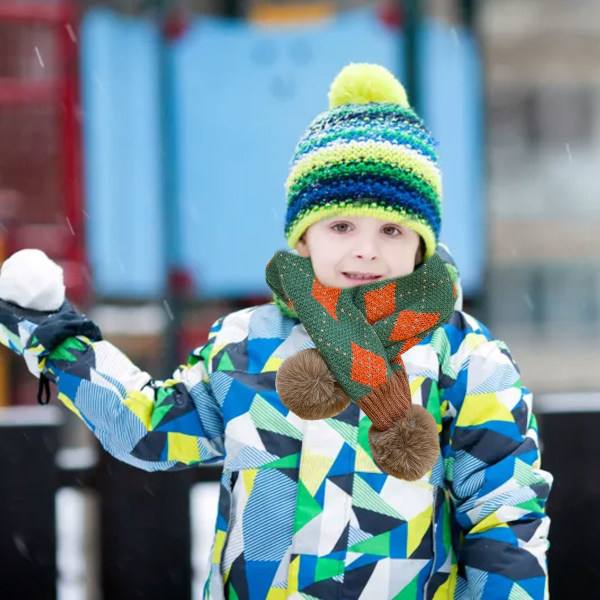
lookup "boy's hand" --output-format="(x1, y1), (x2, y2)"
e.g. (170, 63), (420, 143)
(0, 249), (101, 379)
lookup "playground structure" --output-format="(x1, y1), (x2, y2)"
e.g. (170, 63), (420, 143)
(0, 1), (89, 407)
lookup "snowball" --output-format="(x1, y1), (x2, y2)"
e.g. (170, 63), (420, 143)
(0, 249), (65, 311)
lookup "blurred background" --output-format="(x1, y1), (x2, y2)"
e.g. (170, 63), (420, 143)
(0, 0), (598, 598)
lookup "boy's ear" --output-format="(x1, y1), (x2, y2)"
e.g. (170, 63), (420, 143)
(295, 235), (310, 258)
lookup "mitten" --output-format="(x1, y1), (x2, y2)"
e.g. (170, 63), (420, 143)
(266, 250), (456, 480)
(0, 250), (101, 401)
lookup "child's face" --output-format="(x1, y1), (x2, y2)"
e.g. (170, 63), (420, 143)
(295, 215), (422, 288)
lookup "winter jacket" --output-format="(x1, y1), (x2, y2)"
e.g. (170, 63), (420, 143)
(13, 253), (552, 600)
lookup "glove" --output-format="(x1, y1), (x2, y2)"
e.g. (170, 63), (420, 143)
(266, 250), (456, 480)
(0, 250), (101, 401)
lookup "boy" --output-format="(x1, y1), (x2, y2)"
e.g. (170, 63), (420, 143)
(0, 64), (551, 599)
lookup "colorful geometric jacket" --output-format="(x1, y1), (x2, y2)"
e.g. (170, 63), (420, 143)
(0, 250), (552, 600)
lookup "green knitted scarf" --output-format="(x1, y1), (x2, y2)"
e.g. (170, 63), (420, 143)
(266, 250), (456, 406)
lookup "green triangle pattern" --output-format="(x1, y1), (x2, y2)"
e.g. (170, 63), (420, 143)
(314, 557), (344, 582)
(349, 530), (390, 555)
(293, 481), (323, 534)
(150, 402), (173, 430)
(515, 498), (541, 513)
(356, 416), (371, 454)
(353, 476), (403, 519)
(64, 337), (87, 351)
(217, 351), (235, 371)
(392, 571), (420, 599)
(50, 344), (79, 363)
(426, 383), (442, 426)
(249, 394), (302, 440)
(150, 387), (176, 429)
(442, 499), (452, 552)
(228, 585), (240, 600)
(508, 582), (534, 600)
(262, 453), (300, 469)
(514, 458), (543, 486)
(50, 337), (88, 363)
(528, 412), (539, 430)
(428, 328), (455, 379)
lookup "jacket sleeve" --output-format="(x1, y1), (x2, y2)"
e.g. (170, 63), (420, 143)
(45, 318), (226, 472)
(442, 337), (553, 600)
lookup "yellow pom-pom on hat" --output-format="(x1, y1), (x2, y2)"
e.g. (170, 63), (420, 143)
(328, 63), (410, 109)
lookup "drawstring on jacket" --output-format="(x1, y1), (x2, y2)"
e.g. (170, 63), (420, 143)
(37, 373), (51, 405)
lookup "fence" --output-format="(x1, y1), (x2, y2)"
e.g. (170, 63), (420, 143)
(1, 399), (598, 598)
(0, 405), (221, 600)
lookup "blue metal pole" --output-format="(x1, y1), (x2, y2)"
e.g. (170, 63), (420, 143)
(402, 0), (422, 112)
(157, 0), (182, 375)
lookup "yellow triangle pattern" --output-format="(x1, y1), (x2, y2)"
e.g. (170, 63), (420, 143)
(432, 565), (458, 599)
(465, 334), (488, 351)
(262, 356), (284, 373)
(166, 432), (200, 463)
(440, 400), (449, 419)
(455, 393), (515, 427)
(407, 506), (433, 556)
(122, 390), (154, 430)
(223, 564), (232, 584)
(469, 512), (508, 535)
(212, 530), (226, 564)
(288, 555), (300, 593)
(266, 589), (288, 600)
(355, 444), (381, 473)
(409, 375), (425, 395)
(243, 469), (259, 496)
(299, 450), (335, 496)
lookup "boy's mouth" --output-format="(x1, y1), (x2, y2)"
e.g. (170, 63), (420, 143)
(342, 272), (383, 282)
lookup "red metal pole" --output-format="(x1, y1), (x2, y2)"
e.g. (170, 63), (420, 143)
(58, 4), (82, 258)
(57, 1), (89, 305)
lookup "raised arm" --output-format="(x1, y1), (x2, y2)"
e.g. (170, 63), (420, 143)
(0, 250), (224, 471)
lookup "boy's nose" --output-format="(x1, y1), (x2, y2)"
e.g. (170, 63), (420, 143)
(353, 242), (379, 260)
(354, 251), (377, 260)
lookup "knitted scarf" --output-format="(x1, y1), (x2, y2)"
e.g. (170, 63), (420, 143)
(265, 250), (457, 419)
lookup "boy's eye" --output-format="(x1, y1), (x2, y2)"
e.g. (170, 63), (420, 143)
(382, 225), (401, 236)
(332, 223), (351, 233)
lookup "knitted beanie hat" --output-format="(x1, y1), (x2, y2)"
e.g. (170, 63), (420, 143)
(284, 63), (442, 260)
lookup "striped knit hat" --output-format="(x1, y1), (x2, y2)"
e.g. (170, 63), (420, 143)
(284, 63), (442, 260)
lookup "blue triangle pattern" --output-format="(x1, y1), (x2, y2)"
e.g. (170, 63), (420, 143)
(328, 442), (356, 477)
(154, 407), (205, 435)
(246, 338), (284, 373)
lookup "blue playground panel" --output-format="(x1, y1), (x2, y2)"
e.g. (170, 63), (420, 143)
(81, 7), (483, 299)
